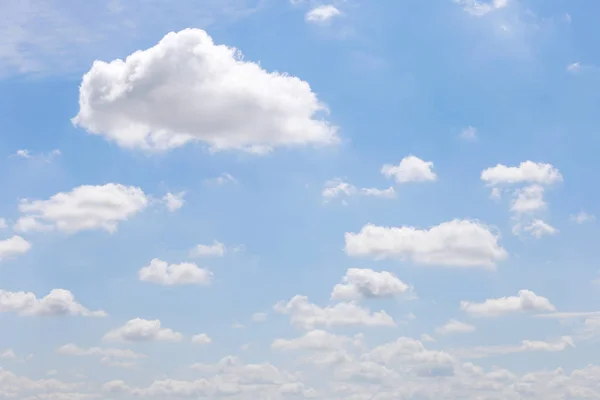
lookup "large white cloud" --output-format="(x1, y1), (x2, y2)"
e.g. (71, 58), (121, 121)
(344, 219), (507, 269)
(138, 258), (213, 286)
(381, 155), (437, 184)
(460, 290), (556, 317)
(0, 288), (106, 317)
(274, 295), (396, 329)
(72, 29), (338, 153)
(0, 236), (31, 261)
(15, 183), (148, 233)
(481, 161), (563, 186)
(104, 318), (182, 342)
(330, 268), (410, 301)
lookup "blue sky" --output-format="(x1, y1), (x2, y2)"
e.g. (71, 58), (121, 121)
(1, 0), (600, 399)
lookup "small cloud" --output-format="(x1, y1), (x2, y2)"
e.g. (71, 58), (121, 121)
(205, 173), (237, 185)
(564, 13), (572, 24)
(241, 343), (250, 351)
(162, 192), (185, 212)
(252, 312), (268, 322)
(14, 149), (61, 162)
(421, 334), (435, 342)
(305, 5), (341, 23)
(190, 241), (226, 258)
(232, 321), (245, 329)
(567, 62), (581, 73)
(459, 126), (477, 141)
(0, 349), (16, 359)
(454, 0), (508, 17)
(570, 211), (595, 224)
(191, 333), (212, 345)
(0, 218), (7, 229)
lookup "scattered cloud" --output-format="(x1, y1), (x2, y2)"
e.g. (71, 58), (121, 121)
(14, 149), (61, 162)
(322, 179), (396, 203)
(461, 290), (556, 317)
(138, 258), (213, 286)
(274, 295), (396, 329)
(162, 191), (185, 212)
(459, 126), (477, 141)
(189, 241), (226, 257)
(0, 218), (6, 229)
(15, 183), (148, 234)
(56, 344), (145, 359)
(205, 173), (237, 185)
(436, 319), (476, 335)
(522, 219), (558, 238)
(381, 155), (437, 184)
(481, 161), (563, 186)
(72, 29), (338, 153)
(453, 336), (575, 358)
(0, 288), (106, 317)
(104, 318), (182, 342)
(252, 312), (268, 322)
(305, 5), (341, 23)
(330, 268), (411, 301)
(345, 219), (507, 269)
(0, 235), (31, 261)
(570, 211), (595, 224)
(454, 0), (509, 17)
(191, 333), (212, 345)
(510, 185), (546, 214)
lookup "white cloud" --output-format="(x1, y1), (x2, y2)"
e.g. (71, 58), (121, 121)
(162, 191), (185, 212)
(331, 268), (410, 301)
(460, 290), (556, 317)
(14, 148), (61, 162)
(0, 235), (31, 261)
(454, 336), (575, 358)
(459, 126), (477, 140)
(56, 344), (145, 359)
(104, 318), (182, 342)
(16, 183), (148, 233)
(570, 211), (595, 224)
(345, 219), (507, 269)
(205, 173), (237, 185)
(510, 185), (546, 214)
(274, 295), (396, 329)
(272, 330), (350, 351)
(138, 258), (213, 286)
(454, 0), (508, 17)
(305, 5), (341, 23)
(436, 319), (476, 335)
(481, 161), (563, 186)
(190, 241), (226, 257)
(421, 333), (435, 342)
(252, 312), (268, 322)
(0, 288), (106, 317)
(73, 29), (338, 153)
(381, 155), (437, 184)
(0, 218), (6, 229)
(365, 336), (456, 372)
(359, 187), (396, 198)
(522, 219), (558, 238)
(322, 179), (396, 202)
(191, 333), (212, 345)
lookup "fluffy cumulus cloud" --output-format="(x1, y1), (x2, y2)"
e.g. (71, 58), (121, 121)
(15, 183), (148, 233)
(104, 318), (183, 342)
(138, 258), (213, 286)
(381, 155), (437, 184)
(345, 219), (507, 268)
(72, 29), (338, 153)
(0, 235), (31, 261)
(305, 5), (341, 23)
(330, 268), (411, 301)
(0, 288), (106, 317)
(274, 295), (396, 329)
(481, 161), (563, 186)
(460, 290), (556, 317)
(482, 161), (562, 239)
